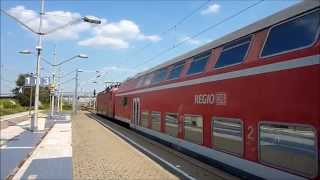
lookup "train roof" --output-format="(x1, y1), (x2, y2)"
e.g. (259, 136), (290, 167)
(130, 0), (319, 79)
(98, 86), (119, 95)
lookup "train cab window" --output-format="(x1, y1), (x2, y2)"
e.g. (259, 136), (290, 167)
(151, 112), (161, 132)
(184, 115), (203, 145)
(167, 61), (185, 80)
(214, 36), (251, 68)
(212, 118), (243, 156)
(151, 68), (168, 85)
(259, 123), (317, 177)
(187, 51), (211, 75)
(261, 9), (320, 58)
(141, 111), (149, 128)
(165, 113), (178, 137)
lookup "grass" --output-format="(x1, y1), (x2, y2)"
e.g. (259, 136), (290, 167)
(62, 103), (72, 112)
(0, 98), (51, 116)
(0, 99), (28, 116)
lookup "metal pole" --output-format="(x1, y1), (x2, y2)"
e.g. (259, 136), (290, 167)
(49, 91), (51, 115)
(72, 69), (78, 114)
(57, 91), (60, 112)
(56, 66), (61, 112)
(60, 91), (63, 112)
(51, 46), (56, 117)
(60, 81), (63, 112)
(29, 86), (33, 116)
(50, 74), (55, 117)
(93, 96), (96, 110)
(32, 0), (45, 131)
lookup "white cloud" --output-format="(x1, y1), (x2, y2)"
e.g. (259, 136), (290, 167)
(102, 66), (136, 73)
(78, 19), (161, 49)
(201, 4), (221, 15)
(179, 36), (205, 46)
(7, 6), (91, 40)
(78, 36), (129, 49)
(137, 34), (161, 42)
(7, 5), (160, 48)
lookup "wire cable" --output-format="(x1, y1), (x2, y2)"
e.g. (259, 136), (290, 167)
(129, 0), (212, 57)
(58, 77), (75, 86)
(1, 9), (40, 34)
(1, 78), (15, 83)
(109, 0), (212, 71)
(59, 70), (75, 79)
(129, 0), (264, 72)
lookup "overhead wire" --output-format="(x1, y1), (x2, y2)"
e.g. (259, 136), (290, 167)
(94, 0), (212, 84)
(58, 77), (75, 86)
(95, 0), (212, 74)
(59, 70), (75, 79)
(1, 9), (39, 34)
(1, 78), (15, 84)
(126, 0), (265, 74)
(127, 0), (212, 57)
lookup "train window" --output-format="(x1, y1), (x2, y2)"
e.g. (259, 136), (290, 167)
(187, 51), (211, 75)
(143, 74), (153, 86)
(167, 61), (185, 80)
(212, 118), (243, 156)
(151, 68), (168, 85)
(261, 9), (320, 58)
(141, 111), (149, 128)
(151, 112), (161, 132)
(165, 113), (178, 137)
(259, 123), (317, 177)
(121, 97), (128, 106)
(184, 115), (203, 145)
(214, 36), (251, 68)
(136, 77), (145, 88)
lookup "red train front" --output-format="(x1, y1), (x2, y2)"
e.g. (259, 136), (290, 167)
(97, 1), (320, 179)
(96, 85), (119, 118)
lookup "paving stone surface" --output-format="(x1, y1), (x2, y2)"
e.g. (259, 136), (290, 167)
(13, 119), (72, 180)
(72, 112), (178, 180)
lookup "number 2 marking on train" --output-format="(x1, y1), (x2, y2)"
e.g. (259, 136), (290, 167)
(248, 126), (254, 141)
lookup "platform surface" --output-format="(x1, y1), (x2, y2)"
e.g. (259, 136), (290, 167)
(72, 112), (178, 180)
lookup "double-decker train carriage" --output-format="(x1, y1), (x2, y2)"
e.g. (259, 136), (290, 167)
(97, 1), (320, 179)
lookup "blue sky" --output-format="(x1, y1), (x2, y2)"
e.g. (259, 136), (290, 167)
(1, 0), (300, 95)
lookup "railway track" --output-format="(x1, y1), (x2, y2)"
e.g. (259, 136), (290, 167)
(86, 112), (239, 180)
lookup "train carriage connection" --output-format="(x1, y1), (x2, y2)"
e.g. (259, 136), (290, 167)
(96, 1), (320, 179)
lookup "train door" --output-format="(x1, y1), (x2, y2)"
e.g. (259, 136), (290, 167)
(132, 98), (140, 127)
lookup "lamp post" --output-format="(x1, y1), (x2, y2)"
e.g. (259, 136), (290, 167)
(73, 69), (83, 114)
(19, 50), (88, 116)
(30, 0), (45, 131)
(72, 69), (101, 114)
(28, 73), (34, 116)
(3, 0), (101, 131)
(55, 54), (88, 113)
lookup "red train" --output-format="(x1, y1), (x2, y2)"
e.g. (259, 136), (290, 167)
(97, 1), (320, 179)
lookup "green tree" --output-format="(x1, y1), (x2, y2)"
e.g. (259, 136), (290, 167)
(12, 74), (50, 107)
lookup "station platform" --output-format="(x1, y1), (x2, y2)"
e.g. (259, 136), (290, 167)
(0, 112), (69, 179)
(13, 116), (72, 180)
(73, 112), (238, 180)
(73, 111), (178, 179)
(1, 111), (237, 179)
(0, 112), (51, 179)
